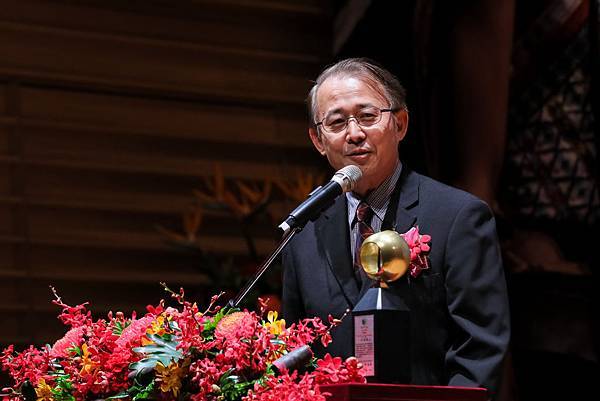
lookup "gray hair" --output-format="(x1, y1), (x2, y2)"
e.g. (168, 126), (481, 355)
(307, 58), (407, 126)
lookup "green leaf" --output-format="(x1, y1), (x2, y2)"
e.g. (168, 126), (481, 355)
(130, 334), (183, 378)
(129, 380), (155, 401)
(51, 373), (75, 401)
(216, 368), (258, 401)
(66, 345), (82, 356)
(201, 307), (234, 336)
(113, 320), (130, 336)
(106, 393), (130, 400)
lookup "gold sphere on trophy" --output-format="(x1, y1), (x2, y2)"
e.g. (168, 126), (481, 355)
(359, 230), (410, 286)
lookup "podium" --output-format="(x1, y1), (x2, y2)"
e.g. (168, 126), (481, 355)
(320, 383), (488, 401)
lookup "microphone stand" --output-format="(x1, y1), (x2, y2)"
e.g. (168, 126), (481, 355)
(228, 226), (302, 308)
(228, 165), (361, 308)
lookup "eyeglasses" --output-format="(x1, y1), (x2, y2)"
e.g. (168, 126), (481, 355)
(315, 106), (397, 134)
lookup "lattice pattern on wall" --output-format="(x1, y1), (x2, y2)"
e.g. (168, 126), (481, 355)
(505, 27), (599, 224)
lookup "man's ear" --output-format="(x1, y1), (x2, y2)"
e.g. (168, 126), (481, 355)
(393, 109), (409, 142)
(308, 127), (326, 155)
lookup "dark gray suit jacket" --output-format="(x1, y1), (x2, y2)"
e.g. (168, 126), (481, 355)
(282, 168), (510, 397)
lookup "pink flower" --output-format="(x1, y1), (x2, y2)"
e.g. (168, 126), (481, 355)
(243, 371), (329, 401)
(313, 354), (366, 385)
(400, 226), (432, 278)
(0, 345), (51, 387)
(50, 326), (85, 358)
(214, 311), (257, 341)
(343, 357), (367, 383)
(315, 354), (343, 383)
(115, 315), (154, 348)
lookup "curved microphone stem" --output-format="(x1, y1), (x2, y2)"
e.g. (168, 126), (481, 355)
(229, 226), (301, 308)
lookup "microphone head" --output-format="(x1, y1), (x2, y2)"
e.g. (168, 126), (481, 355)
(333, 165), (362, 192)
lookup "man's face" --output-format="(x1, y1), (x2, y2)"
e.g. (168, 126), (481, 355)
(309, 75), (408, 196)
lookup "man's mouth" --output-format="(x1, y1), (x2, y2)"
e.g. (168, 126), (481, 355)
(347, 149), (370, 157)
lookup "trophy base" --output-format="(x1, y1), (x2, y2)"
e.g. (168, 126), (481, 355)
(353, 287), (410, 383)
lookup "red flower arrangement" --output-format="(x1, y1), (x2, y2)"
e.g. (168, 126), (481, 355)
(1, 286), (365, 401)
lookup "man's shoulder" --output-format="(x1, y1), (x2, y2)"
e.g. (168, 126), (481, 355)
(410, 170), (490, 212)
(282, 208), (324, 252)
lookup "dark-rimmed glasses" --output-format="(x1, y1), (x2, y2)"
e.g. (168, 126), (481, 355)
(315, 106), (397, 134)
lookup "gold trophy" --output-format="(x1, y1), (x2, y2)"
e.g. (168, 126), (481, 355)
(352, 230), (411, 383)
(359, 230), (410, 286)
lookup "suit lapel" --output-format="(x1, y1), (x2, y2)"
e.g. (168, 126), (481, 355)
(358, 168), (420, 299)
(393, 168), (419, 234)
(316, 196), (360, 308)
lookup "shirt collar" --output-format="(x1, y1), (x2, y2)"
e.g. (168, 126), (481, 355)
(346, 161), (403, 225)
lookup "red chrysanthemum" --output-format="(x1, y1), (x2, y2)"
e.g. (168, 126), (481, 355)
(214, 312), (257, 341)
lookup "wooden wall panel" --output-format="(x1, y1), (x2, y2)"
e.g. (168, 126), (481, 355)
(0, 83), (6, 114)
(0, 124), (9, 156)
(27, 246), (206, 283)
(0, 0), (330, 59)
(0, 22), (314, 104)
(0, 245), (16, 269)
(19, 86), (310, 147)
(0, 311), (23, 344)
(0, 276), (27, 308)
(0, 0), (333, 355)
(23, 165), (199, 203)
(20, 139), (283, 180)
(0, 207), (12, 235)
(0, 164), (12, 197)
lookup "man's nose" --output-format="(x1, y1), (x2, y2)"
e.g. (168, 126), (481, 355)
(345, 118), (366, 143)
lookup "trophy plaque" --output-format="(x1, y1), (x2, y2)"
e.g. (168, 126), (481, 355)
(352, 230), (411, 383)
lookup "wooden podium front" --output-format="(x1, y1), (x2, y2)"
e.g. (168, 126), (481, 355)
(320, 383), (488, 401)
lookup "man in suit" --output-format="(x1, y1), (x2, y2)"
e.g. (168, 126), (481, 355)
(281, 58), (510, 399)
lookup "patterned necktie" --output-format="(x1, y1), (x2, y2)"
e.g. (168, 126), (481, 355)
(354, 202), (375, 272)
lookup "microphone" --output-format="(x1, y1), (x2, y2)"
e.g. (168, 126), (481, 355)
(279, 165), (362, 234)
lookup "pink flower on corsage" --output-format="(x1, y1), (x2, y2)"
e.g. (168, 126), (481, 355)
(400, 226), (431, 278)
